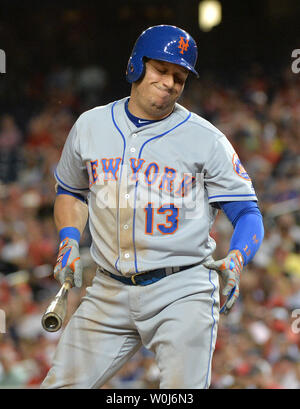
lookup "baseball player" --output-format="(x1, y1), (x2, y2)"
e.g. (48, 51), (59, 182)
(41, 25), (264, 389)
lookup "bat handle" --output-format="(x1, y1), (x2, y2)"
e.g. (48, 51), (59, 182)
(62, 278), (72, 292)
(41, 279), (73, 332)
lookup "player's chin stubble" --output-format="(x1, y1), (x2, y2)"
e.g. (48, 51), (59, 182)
(149, 91), (178, 117)
(132, 82), (178, 119)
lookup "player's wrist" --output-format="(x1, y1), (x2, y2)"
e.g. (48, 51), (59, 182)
(228, 249), (244, 271)
(228, 248), (244, 261)
(59, 226), (81, 244)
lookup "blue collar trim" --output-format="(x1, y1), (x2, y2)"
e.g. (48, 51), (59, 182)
(125, 98), (170, 128)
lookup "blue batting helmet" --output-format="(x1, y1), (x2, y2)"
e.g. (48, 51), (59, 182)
(126, 25), (199, 83)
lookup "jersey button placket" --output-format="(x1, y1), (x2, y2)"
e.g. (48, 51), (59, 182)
(118, 142), (138, 273)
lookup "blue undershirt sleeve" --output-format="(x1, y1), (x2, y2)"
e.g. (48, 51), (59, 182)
(218, 201), (264, 265)
(56, 185), (87, 204)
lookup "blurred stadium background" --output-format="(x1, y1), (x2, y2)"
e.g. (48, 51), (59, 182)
(0, 0), (300, 388)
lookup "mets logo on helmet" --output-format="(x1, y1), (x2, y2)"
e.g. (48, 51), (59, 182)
(232, 153), (251, 180)
(178, 36), (189, 54)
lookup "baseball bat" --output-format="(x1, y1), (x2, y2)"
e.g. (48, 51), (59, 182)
(41, 278), (72, 332)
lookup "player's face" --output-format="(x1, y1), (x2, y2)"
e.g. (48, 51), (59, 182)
(129, 59), (189, 120)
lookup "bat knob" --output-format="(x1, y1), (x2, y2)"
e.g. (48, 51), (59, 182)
(41, 312), (63, 332)
(41, 281), (71, 332)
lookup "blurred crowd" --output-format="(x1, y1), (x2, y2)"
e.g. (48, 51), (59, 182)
(0, 59), (300, 389)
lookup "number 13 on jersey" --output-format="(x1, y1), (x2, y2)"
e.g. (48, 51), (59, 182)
(144, 203), (179, 235)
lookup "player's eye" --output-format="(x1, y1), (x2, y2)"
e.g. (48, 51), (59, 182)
(174, 75), (185, 85)
(156, 67), (166, 74)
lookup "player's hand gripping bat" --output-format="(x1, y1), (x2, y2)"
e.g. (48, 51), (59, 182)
(42, 236), (83, 332)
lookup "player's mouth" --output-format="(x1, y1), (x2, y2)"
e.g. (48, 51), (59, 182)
(153, 84), (173, 98)
(155, 86), (174, 103)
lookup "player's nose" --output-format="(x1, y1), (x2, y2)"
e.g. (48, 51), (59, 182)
(162, 74), (174, 90)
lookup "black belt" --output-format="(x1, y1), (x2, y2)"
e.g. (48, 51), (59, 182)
(100, 263), (198, 286)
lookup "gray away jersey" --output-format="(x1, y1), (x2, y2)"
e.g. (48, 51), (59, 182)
(55, 97), (257, 276)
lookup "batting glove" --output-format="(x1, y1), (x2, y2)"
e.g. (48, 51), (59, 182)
(54, 238), (83, 288)
(203, 250), (244, 314)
